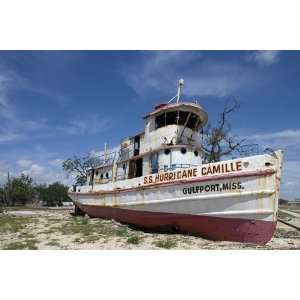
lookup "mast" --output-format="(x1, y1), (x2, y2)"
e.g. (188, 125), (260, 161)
(176, 78), (184, 103)
(104, 143), (108, 163)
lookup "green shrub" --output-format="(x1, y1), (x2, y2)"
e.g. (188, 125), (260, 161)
(154, 238), (177, 249)
(127, 235), (140, 245)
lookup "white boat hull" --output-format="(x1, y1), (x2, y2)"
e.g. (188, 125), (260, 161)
(69, 150), (283, 244)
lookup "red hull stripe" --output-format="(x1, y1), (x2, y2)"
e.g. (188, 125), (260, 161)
(75, 202), (276, 244)
(70, 169), (276, 196)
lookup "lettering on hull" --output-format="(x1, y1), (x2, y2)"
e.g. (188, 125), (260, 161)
(143, 161), (243, 185)
(182, 181), (244, 194)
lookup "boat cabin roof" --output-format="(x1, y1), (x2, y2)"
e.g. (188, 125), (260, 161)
(144, 102), (208, 126)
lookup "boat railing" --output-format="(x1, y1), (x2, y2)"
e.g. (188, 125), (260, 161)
(92, 150), (119, 168)
(118, 147), (133, 162)
(238, 144), (259, 157)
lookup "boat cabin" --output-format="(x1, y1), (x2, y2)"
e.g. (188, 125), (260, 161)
(86, 79), (208, 185)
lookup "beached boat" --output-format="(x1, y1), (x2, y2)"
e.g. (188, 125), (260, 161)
(68, 79), (283, 244)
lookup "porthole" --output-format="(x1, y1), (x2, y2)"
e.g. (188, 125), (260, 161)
(181, 148), (187, 154)
(105, 172), (109, 179)
(194, 150), (199, 157)
(164, 149), (171, 155)
(100, 174), (103, 179)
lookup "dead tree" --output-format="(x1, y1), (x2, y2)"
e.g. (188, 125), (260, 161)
(62, 154), (99, 185)
(201, 99), (245, 163)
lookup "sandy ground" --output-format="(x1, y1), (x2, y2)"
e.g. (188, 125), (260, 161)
(0, 205), (299, 250)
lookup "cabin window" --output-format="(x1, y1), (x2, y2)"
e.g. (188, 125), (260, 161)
(150, 152), (159, 174)
(135, 158), (143, 177)
(186, 113), (198, 130)
(166, 111), (177, 126)
(194, 150), (199, 157)
(128, 158), (143, 179)
(155, 110), (200, 130)
(164, 149), (170, 155)
(177, 111), (189, 125)
(181, 148), (187, 154)
(134, 135), (140, 156)
(155, 113), (165, 129)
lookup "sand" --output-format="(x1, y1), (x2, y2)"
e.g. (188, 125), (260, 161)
(0, 206), (299, 250)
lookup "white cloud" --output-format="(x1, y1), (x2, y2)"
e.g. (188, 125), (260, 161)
(0, 131), (23, 143)
(24, 162), (72, 186)
(57, 116), (109, 136)
(281, 160), (300, 200)
(247, 51), (280, 65)
(11, 160), (72, 186)
(124, 51), (255, 98)
(48, 159), (64, 167)
(21, 164), (44, 176)
(0, 66), (86, 145)
(16, 159), (33, 168)
(241, 128), (300, 199)
(0, 71), (17, 121)
(246, 129), (300, 148)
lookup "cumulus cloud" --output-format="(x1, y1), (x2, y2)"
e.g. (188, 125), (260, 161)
(0, 158), (72, 186)
(21, 164), (45, 176)
(16, 159), (33, 168)
(247, 50), (280, 65)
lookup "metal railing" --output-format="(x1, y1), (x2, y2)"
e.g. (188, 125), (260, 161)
(238, 144), (259, 157)
(91, 150), (119, 168)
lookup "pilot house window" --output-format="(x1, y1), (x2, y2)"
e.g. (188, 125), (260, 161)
(155, 113), (165, 129)
(186, 113), (198, 129)
(155, 111), (200, 130)
(166, 111), (177, 126)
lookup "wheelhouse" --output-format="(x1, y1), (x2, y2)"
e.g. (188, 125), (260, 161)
(86, 80), (208, 186)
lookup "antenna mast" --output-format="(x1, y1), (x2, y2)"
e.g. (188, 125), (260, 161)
(104, 143), (108, 163)
(176, 78), (184, 103)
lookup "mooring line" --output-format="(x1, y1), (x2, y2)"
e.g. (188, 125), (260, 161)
(278, 218), (300, 231)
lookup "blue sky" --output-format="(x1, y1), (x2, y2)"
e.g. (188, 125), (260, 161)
(0, 50), (299, 199)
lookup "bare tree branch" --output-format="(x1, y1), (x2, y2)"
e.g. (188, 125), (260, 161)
(202, 98), (245, 163)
